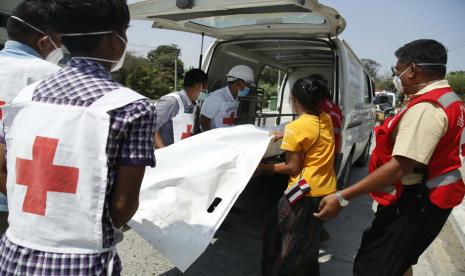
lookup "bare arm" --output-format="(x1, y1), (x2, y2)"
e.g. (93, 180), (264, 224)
(200, 115), (212, 132)
(0, 144), (6, 195)
(153, 132), (165, 149)
(110, 165), (145, 228)
(259, 151), (302, 176)
(314, 155), (418, 220)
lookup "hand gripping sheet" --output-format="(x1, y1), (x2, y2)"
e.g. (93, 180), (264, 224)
(128, 125), (272, 272)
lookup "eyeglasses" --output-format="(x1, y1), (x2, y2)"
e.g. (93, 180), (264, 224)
(392, 63), (445, 76)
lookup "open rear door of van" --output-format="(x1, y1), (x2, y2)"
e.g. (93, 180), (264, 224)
(130, 0), (346, 39)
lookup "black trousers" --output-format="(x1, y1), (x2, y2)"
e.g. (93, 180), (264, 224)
(262, 196), (323, 276)
(353, 184), (452, 276)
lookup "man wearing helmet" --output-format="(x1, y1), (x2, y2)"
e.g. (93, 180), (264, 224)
(200, 65), (255, 131)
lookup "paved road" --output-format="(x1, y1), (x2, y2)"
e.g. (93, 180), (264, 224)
(118, 164), (465, 276)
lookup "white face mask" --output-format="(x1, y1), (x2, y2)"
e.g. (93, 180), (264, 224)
(45, 47), (64, 65)
(197, 90), (209, 101)
(10, 16), (63, 64)
(61, 31), (127, 72)
(392, 66), (411, 94)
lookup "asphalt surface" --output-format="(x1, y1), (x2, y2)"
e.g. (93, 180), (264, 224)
(118, 164), (465, 276)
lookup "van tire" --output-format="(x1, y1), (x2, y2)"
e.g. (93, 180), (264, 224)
(337, 152), (352, 190)
(354, 137), (371, 167)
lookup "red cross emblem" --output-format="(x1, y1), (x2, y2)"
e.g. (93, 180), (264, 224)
(223, 112), (235, 126)
(16, 136), (79, 216)
(181, 125), (193, 140)
(0, 101), (5, 120)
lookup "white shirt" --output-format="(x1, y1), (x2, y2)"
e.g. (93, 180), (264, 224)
(200, 86), (239, 129)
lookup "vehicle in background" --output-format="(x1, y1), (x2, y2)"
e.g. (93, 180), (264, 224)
(130, 0), (376, 189)
(374, 91), (396, 123)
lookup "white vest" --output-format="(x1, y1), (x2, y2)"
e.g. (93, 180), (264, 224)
(213, 100), (239, 129)
(168, 92), (196, 143)
(3, 82), (145, 254)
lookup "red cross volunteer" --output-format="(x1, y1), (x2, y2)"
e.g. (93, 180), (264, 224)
(3, 83), (145, 253)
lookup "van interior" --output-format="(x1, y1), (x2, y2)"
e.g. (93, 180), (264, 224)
(205, 38), (336, 129)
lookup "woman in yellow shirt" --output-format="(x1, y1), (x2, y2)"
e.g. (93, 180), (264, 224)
(259, 77), (337, 276)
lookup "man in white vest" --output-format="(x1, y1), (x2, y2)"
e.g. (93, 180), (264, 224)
(0, 0), (156, 274)
(154, 69), (208, 148)
(200, 65), (255, 131)
(0, 0), (63, 236)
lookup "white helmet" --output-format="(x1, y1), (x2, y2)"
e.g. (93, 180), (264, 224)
(227, 65), (255, 85)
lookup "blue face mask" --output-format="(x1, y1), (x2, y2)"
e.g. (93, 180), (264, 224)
(238, 87), (250, 97)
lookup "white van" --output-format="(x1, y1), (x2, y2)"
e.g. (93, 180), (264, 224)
(130, 0), (376, 188)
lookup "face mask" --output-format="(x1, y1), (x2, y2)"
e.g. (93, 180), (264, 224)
(10, 16), (63, 64)
(61, 31), (127, 72)
(45, 47), (64, 65)
(392, 66), (411, 93)
(198, 91), (209, 101)
(238, 87), (250, 97)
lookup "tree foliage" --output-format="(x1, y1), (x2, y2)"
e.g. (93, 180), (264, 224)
(362, 58), (381, 81)
(111, 45), (185, 100)
(447, 71), (465, 95)
(147, 44), (184, 88)
(375, 75), (395, 92)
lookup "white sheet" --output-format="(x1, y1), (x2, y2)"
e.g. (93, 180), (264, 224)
(128, 125), (272, 272)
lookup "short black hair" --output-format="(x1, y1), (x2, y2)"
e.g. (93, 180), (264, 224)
(184, 69), (208, 88)
(292, 77), (330, 112)
(49, 0), (130, 54)
(7, 0), (52, 42)
(395, 39), (447, 78)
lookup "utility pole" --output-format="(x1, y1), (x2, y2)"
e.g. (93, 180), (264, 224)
(174, 49), (179, 91)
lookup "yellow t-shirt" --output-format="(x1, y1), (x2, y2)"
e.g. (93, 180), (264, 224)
(281, 112), (337, 197)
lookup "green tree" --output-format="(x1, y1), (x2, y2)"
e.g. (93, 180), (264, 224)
(376, 75), (395, 92)
(112, 52), (151, 85)
(447, 71), (465, 96)
(125, 66), (172, 99)
(147, 44), (185, 91)
(362, 58), (381, 81)
(259, 66), (279, 86)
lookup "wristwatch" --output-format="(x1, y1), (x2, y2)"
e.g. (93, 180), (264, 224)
(335, 191), (349, 207)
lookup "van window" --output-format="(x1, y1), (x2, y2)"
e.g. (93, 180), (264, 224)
(191, 12), (325, 29)
(364, 73), (372, 103)
(257, 66), (285, 111)
(0, 13), (8, 28)
(255, 65), (287, 127)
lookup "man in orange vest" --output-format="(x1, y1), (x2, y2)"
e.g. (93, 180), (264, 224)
(315, 39), (465, 276)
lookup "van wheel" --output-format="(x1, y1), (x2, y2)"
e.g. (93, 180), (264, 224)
(337, 153), (352, 190)
(354, 137), (371, 167)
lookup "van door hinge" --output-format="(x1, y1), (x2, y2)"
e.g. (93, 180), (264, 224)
(176, 0), (194, 9)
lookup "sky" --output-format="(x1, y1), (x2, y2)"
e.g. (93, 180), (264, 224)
(126, 0), (465, 77)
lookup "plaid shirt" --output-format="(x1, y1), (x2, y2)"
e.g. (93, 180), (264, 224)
(0, 58), (156, 275)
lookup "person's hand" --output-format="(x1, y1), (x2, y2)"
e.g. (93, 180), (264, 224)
(313, 193), (342, 220)
(270, 131), (284, 142)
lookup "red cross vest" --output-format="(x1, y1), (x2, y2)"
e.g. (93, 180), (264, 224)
(369, 86), (465, 209)
(3, 82), (146, 253)
(167, 91), (196, 143)
(319, 98), (343, 153)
